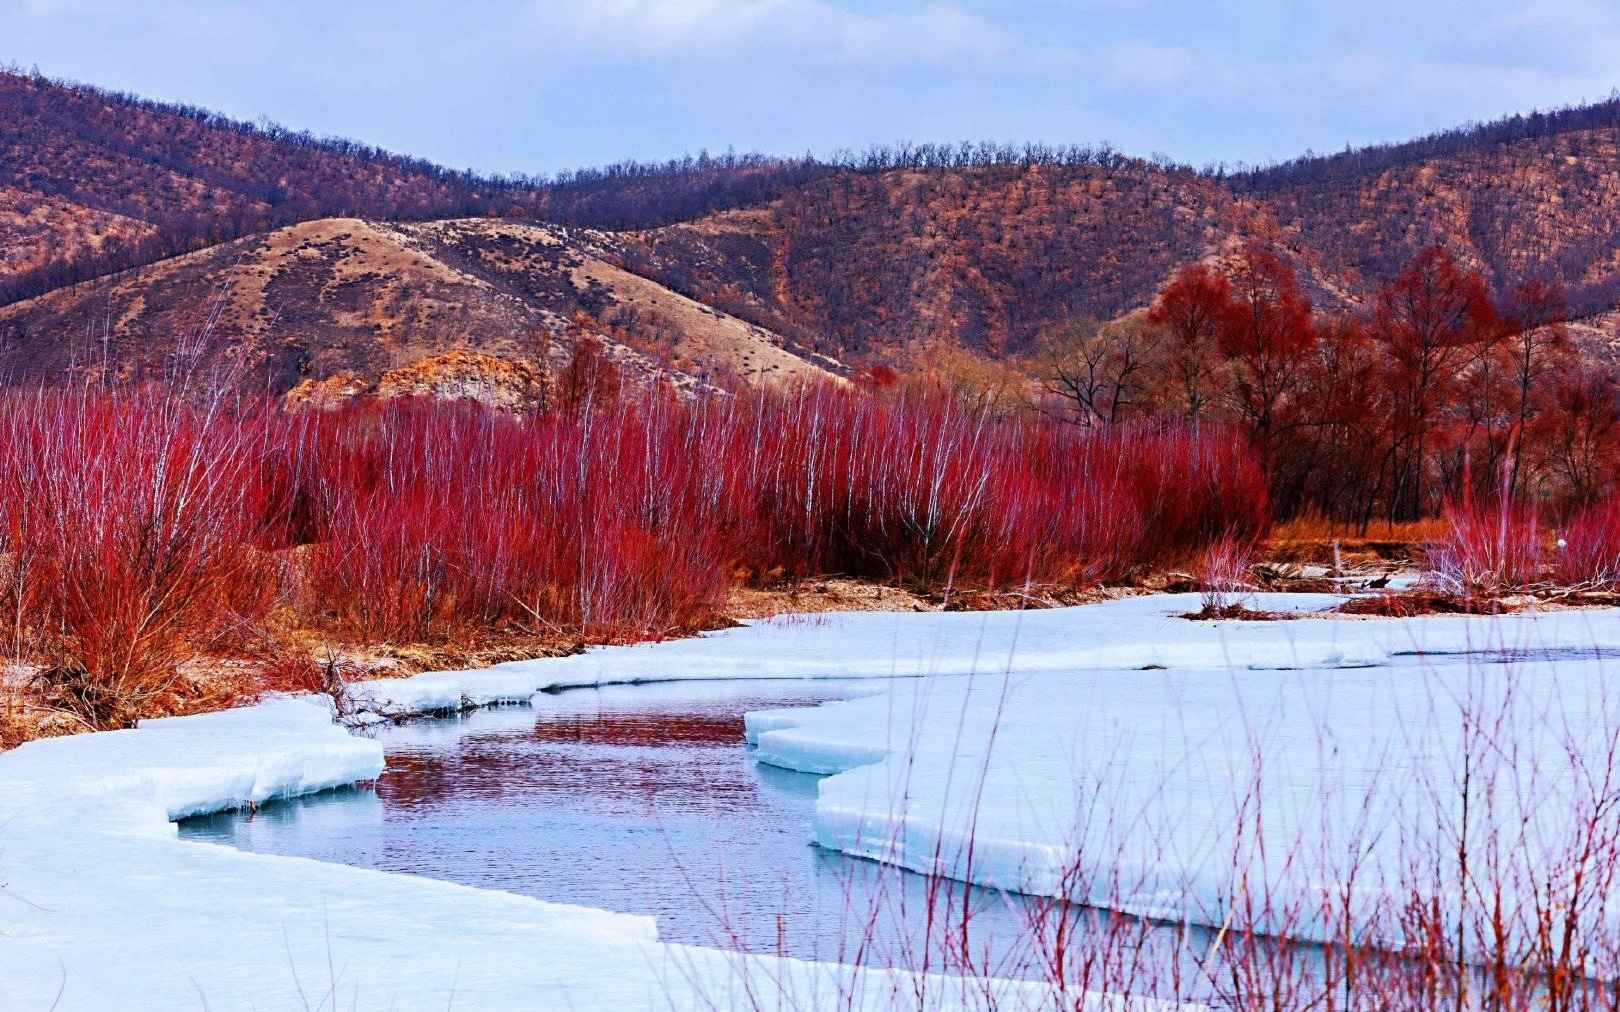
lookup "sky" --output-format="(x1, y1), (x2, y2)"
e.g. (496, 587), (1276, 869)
(3, 0), (1618, 178)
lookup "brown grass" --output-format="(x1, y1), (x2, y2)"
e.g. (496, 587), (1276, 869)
(726, 577), (934, 620)
(1266, 512), (1450, 565)
(1335, 591), (1511, 617)
(0, 675), (91, 749)
(1, 572), (979, 749)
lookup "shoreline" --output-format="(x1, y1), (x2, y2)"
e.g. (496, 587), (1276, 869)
(8, 595), (1620, 1008)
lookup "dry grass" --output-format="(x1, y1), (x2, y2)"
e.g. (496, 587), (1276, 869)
(1266, 511), (1450, 565)
(726, 577), (934, 620)
(0, 674), (91, 749)
(1336, 591), (1511, 617)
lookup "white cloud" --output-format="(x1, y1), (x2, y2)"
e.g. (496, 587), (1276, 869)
(530, 0), (1011, 65)
(1100, 41), (1193, 85)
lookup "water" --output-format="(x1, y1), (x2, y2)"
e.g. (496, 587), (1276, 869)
(179, 679), (1063, 974)
(176, 659), (1585, 999)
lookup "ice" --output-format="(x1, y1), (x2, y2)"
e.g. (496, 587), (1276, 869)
(387, 592), (1620, 703)
(356, 595), (1620, 950)
(345, 668), (541, 721)
(9, 594), (1620, 1007)
(0, 670), (1176, 1010)
(0, 696), (383, 831)
(332, 593), (1620, 731)
(733, 602), (1620, 949)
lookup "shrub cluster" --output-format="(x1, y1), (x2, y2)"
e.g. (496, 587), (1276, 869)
(0, 385), (1265, 728)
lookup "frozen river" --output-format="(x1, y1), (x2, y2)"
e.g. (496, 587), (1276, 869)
(181, 679), (1099, 976)
(16, 596), (1620, 1009)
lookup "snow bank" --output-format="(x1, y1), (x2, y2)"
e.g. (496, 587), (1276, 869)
(352, 593), (1620, 721)
(732, 602), (1620, 949)
(345, 667), (541, 720)
(351, 594), (1620, 953)
(0, 696), (383, 831)
(0, 680), (1174, 1010)
(11, 594), (1620, 1007)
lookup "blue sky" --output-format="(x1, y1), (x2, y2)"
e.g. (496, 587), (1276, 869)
(3, 0), (1617, 176)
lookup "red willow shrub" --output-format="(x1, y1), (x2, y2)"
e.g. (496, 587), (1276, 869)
(293, 398), (733, 643)
(715, 388), (1268, 589)
(0, 390), (277, 728)
(1428, 494), (1544, 600)
(0, 385), (1266, 725)
(1556, 498), (1620, 588)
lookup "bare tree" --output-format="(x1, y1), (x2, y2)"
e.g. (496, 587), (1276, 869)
(1037, 315), (1163, 426)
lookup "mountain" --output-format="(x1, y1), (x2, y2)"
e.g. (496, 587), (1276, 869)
(0, 70), (539, 302)
(4, 67), (1620, 393)
(614, 111), (1620, 359)
(0, 215), (836, 394)
(613, 166), (1233, 359)
(0, 69), (832, 307)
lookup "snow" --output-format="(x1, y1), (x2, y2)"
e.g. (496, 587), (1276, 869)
(345, 667), (541, 720)
(0, 653), (1195, 1010)
(350, 590), (1620, 950)
(0, 696), (383, 832)
(335, 594), (1620, 950)
(730, 599), (1620, 948)
(9, 593), (1620, 1007)
(0, 693), (1164, 1011)
(351, 592), (1620, 713)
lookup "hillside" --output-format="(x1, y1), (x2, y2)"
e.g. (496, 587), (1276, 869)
(0, 69), (845, 309)
(1250, 124), (1620, 316)
(614, 165), (1235, 359)
(0, 217), (836, 396)
(6, 68), (1620, 381)
(615, 122), (1620, 358)
(0, 70), (553, 305)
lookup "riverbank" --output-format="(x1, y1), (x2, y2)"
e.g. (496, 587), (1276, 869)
(11, 595), (1620, 1007)
(0, 512), (1439, 752)
(0, 575), (1099, 750)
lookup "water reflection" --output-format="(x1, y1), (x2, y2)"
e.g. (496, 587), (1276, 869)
(179, 680), (1193, 984)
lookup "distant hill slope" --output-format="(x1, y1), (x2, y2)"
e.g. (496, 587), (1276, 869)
(615, 166), (1235, 359)
(0, 217), (837, 394)
(0, 70), (834, 308)
(5, 68), (1620, 378)
(616, 122), (1620, 358)
(0, 71), (548, 303)
(1249, 123), (1620, 314)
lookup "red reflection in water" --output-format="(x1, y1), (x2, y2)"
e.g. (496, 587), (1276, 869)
(527, 712), (745, 747)
(375, 705), (770, 810)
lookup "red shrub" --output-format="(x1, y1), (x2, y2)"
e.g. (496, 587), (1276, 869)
(1428, 496), (1543, 599)
(715, 389), (1268, 589)
(298, 397), (731, 642)
(0, 384), (1268, 725)
(1556, 498), (1620, 588)
(0, 391), (274, 727)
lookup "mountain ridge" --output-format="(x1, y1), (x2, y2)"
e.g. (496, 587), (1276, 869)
(5, 68), (1620, 390)
(0, 216), (837, 394)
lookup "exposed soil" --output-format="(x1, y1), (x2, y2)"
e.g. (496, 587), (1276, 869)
(1181, 604), (1305, 622)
